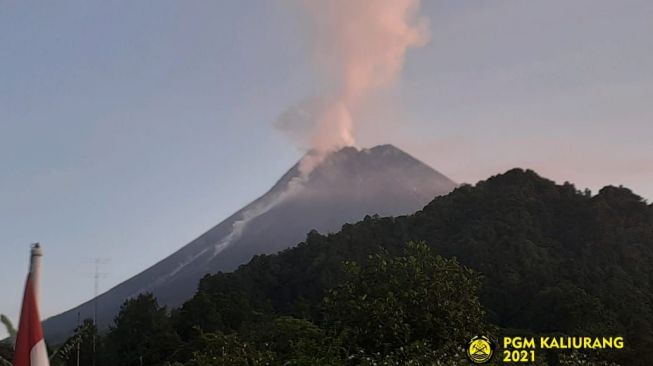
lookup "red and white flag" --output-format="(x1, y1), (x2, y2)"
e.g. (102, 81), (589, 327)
(12, 273), (49, 366)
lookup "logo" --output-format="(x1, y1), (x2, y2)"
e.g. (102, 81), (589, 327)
(467, 335), (494, 364)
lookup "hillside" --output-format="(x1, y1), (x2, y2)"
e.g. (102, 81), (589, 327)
(47, 168), (653, 365)
(43, 144), (456, 341)
(171, 169), (653, 365)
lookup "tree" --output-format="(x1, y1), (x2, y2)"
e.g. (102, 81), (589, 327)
(323, 241), (489, 362)
(239, 316), (342, 365)
(0, 314), (14, 365)
(0, 342), (11, 366)
(105, 293), (181, 366)
(49, 319), (100, 366)
(183, 330), (275, 366)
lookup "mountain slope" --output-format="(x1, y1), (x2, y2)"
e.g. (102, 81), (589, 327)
(43, 144), (456, 341)
(176, 169), (653, 365)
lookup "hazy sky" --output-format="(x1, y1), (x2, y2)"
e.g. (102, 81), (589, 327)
(1, 1), (652, 338)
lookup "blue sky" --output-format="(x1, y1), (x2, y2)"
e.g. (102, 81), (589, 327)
(1, 1), (652, 338)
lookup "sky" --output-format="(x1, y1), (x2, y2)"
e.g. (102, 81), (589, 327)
(1, 1), (652, 338)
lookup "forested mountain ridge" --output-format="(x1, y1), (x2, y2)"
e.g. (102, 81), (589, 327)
(415, 169), (653, 337)
(49, 168), (653, 365)
(173, 169), (653, 364)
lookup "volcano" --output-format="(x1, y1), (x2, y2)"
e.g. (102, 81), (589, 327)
(42, 144), (456, 341)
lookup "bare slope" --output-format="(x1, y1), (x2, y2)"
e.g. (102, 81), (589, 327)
(43, 144), (456, 341)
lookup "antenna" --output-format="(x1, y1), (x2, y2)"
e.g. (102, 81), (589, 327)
(91, 258), (110, 322)
(84, 257), (109, 366)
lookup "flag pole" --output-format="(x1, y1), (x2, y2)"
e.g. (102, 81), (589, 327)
(12, 243), (50, 366)
(29, 243), (43, 307)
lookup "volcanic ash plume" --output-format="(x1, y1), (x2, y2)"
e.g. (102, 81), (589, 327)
(208, 1), (429, 259)
(278, 0), (430, 174)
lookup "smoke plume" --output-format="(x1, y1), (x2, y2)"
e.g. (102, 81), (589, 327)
(278, 0), (430, 174)
(182, 1), (430, 262)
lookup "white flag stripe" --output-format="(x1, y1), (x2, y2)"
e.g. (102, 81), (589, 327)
(29, 340), (49, 366)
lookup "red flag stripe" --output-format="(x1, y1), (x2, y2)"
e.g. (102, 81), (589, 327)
(13, 274), (49, 366)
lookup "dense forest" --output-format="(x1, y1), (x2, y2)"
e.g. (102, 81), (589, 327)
(4, 169), (652, 365)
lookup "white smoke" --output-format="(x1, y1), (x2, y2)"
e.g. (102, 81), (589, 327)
(212, 0), (430, 258)
(278, 0), (430, 174)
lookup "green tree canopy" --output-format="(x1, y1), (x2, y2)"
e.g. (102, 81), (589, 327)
(324, 241), (487, 363)
(105, 293), (181, 366)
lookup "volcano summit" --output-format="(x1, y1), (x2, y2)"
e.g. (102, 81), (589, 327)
(43, 144), (456, 341)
